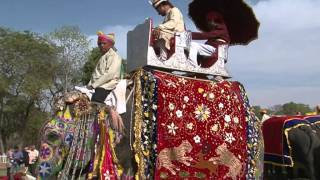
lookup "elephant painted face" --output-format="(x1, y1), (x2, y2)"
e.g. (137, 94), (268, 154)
(38, 108), (76, 179)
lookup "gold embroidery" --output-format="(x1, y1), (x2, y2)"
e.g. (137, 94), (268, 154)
(193, 153), (219, 176)
(98, 110), (107, 180)
(157, 140), (193, 175)
(209, 143), (242, 180)
(132, 69), (146, 180)
(108, 129), (124, 177)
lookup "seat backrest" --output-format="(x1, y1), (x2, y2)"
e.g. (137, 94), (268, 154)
(175, 31), (191, 49)
(198, 44), (228, 68)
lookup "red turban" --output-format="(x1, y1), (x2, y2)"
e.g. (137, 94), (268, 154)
(97, 31), (115, 44)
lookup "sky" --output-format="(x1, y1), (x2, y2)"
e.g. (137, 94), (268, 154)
(1, 0), (319, 108)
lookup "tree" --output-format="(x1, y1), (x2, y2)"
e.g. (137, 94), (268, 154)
(81, 47), (101, 85)
(269, 104), (283, 114)
(0, 28), (58, 151)
(274, 102), (312, 115)
(251, 105), (262, 119)
(46, 26), (90, 95)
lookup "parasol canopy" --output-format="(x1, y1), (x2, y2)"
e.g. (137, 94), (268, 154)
(188, 0), (260, 45)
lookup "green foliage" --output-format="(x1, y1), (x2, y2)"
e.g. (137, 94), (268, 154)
(22, 108), (48, 145)
(254, 102), (313, 117)
(46, 26), (90, 93)
(81, 48), (101, 85)
(276, 102), (312, 115)
(251, 105), (262, 119)
(0, 28), (55, 149)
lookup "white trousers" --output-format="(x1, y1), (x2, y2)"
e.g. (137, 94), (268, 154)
(155, 39), (168, 61)
(188, 42), (216, 67)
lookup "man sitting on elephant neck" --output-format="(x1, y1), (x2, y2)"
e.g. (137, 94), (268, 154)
(188, 11), (230, 68)
(87, 31), (122, 103)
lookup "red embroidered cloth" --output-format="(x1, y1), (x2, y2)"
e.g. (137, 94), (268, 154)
(262, 116), (290, 163)
(154, 71), (248, 179)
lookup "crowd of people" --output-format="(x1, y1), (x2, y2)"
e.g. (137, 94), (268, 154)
(2, 145), (39, 178)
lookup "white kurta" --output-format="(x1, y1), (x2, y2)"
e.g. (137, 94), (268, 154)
(88, 48), (122, 90)
(261, 114), (271, 122)
(157, 7), (185, 50)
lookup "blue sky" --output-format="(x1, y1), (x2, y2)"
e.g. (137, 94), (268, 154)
(1, 0), (320, 108)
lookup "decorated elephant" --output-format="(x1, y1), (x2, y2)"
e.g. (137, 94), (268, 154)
(263, 115), (320, 180)
(37, 69), (263, 180)
(37, 90), (135, 180)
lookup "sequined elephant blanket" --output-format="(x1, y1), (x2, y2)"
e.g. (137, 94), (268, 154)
(132, 69), (263, 180)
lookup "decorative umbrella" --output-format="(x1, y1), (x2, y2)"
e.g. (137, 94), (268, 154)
(188, 0), (260, 45)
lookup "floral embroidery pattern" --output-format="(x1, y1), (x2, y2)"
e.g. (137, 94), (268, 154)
(167, 122), (178, 135)
(208, 93), (215, 100)
(40, 144), (53, 161)
(183, 96), (189, 103)
(225, 132), (236, 143)
(169, 103), (175, 111)
(135, 70), (262, 179)
(176, 110), (183, 118)
(211, 124), (219, 133)
(39, 162), (52, 178)
(218, 103), (224, 109)
(186, 123), (194, 130)
(194, 104), (211, 121)
(193, 135), (201, 144)
(224, 115), (231, 123)
(178, 78), (187, 85)
(233, 117), (240, 124)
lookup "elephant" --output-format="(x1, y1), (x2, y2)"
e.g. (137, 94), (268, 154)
(287, 123), (320, 180)
(37, 70), (264, 179)
(37, 84), (137, 180)
(263, 116), (320, 180)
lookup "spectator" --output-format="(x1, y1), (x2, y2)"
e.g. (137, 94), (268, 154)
(7, 149), (13, 160)
(306, 105), (320, 115)
(12, 146), (23, 165)
(27, 145), (38, 175)
(21, 147), (29, 167)
(260, 109), (271, 122)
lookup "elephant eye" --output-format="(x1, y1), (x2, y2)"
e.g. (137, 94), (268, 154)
(46, 132), (62, 146)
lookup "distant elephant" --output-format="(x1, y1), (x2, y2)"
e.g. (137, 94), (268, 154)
(287, 124), (320, 180)
(263, 116), (320, 180)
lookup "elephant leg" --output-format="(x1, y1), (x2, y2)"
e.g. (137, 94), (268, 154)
(264, 164), (274, 180)
(286, 167), (294, 179)
(308, 160), (316, 180)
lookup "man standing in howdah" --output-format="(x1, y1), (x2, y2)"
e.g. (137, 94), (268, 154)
(151, 0), (185, 61)
(87, 31), (122, 103)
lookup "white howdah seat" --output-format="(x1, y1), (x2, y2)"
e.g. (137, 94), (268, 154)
(127, 18), (230, 78)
